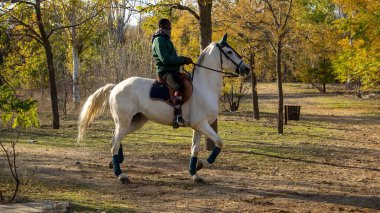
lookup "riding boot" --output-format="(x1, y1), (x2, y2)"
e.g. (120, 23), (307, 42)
(173, 91), (185, 129)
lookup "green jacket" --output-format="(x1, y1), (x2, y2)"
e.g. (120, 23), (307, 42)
(152, 35), (186, 74)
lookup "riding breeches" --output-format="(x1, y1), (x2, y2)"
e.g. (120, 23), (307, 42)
(159, 71), (184, 92)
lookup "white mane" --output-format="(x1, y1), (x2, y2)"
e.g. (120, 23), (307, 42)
(196, 43), (217, 64)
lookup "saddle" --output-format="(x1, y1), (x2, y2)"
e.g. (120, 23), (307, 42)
(149, 73), (193, 106)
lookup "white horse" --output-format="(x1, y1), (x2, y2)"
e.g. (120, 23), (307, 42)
(78, 34), (250, 184)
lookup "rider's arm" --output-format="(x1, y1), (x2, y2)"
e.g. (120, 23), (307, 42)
(153, 37), (186, 65)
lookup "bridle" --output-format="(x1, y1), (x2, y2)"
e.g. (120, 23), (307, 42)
(191, 43), (244, 81)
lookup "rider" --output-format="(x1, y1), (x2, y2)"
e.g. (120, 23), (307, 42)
(151, 18), (193, 128)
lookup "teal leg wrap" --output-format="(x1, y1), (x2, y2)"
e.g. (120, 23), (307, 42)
(189, 156), (197, 176)
(207, 147), (221, 164)
(112, 155), (122, 176)
(118, 145), (124, 163)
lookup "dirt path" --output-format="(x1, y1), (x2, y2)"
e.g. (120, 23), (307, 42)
(1, 84), (380, 212)
(2, 127), (378, 213)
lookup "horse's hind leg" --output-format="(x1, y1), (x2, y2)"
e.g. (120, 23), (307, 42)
(110, 113), (148, 184)
(110, 121), (131, 183)
(109, 113), (148, 168)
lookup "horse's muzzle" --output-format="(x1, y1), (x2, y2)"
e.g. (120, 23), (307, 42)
(238, 63), (251, 76)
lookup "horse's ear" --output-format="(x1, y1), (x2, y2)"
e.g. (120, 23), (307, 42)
(219, 33), (228, 45)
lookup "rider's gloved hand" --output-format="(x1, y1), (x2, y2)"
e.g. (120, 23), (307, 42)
(184, 57), (193, 65)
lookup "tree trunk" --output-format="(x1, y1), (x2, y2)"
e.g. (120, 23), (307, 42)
(198, 0), (212, 51)
(283, 62), (288, 82)
(71, 10), (80, 110)
(312, 83), (323, 93)
(61, 78), (67, 115)
(230, 86), (234, 111)
(44, 41), (60, 129)
(197, 0), (215, 150)
(356, 81), (362, 98)
(72, 43), (80, 109)
(276, 39), (283, 134)
(36, 0), (60, 129)
(116, 2), (126, 45)
(250, 52), (260, 120)
(322, 83), (326, 93)
(0, 74), (4, 86)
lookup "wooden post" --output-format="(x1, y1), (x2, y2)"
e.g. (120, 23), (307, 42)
(205, 119), (217, 151)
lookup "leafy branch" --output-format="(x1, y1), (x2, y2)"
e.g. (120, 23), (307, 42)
(140, 3), (200, 21)
(0, 84), (39, 202)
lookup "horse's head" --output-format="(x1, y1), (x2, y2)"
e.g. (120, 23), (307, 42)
(216, 34), (250, 76)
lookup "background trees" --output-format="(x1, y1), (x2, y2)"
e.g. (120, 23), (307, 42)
(295, 0), (338, 93)
(0, 0), (103, 128)
(1, 0), (62, 129)
(332, 0), (380, 95)
(0, 0), (379, 133)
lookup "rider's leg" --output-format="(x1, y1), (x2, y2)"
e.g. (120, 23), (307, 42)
(173, 90), (185, 127)
(161, 72), (185, 128)
(172, 72), (185, 127)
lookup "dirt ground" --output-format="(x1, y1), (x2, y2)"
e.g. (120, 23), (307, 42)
(1, 83), (380, 212)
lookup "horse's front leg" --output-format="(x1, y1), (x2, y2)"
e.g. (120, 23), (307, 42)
(189, 130), (204, 182)
(193, 121), (223, 175)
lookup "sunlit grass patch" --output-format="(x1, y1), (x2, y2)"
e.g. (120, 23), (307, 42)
(26, 184), (136, 212)
(0, 171), (136, 211)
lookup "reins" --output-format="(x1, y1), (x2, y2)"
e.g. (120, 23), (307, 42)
(191, 63), (239, 78)
(189, 43), (242, 81)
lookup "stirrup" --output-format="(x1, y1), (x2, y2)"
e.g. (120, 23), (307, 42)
(173, 115), (185, 129)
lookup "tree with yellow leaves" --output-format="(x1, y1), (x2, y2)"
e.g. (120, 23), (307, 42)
(332, 0), (380, 95)
(295, 0), (339, 93)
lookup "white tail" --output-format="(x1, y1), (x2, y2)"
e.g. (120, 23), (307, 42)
(77, 84), (115, 142)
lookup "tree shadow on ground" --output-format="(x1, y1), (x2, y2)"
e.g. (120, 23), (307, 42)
(212, 184), (380, 210)
(302, 114), (380, 125)
(232, 149), (380, 172)
(70, 203), (137, 213)
(219, 110), (380, 126)
(257, 92), (342, 100)
(2, 148), (379, 212)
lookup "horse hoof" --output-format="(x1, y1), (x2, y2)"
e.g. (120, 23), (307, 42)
(120, 177), (131, 184)
(192, 174), (205, 184)
(196, 159), (210, 172)
(118, 173), (131, 184)
(109, 161), (113, 169)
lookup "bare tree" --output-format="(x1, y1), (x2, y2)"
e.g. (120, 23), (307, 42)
(65, 1), (82, 110)
(108, 0), (137, 45)
(82, 27), (154, 95)
(57, 0), (102, 110)
(224, 79), (249, 112)
(0, 130), (21, 201)
(262, 0), (293, 134)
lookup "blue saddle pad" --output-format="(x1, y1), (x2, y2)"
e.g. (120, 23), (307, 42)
(149, 81), (173, 106)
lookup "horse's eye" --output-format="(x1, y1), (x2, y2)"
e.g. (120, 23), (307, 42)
(227, 51), (233, 54)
